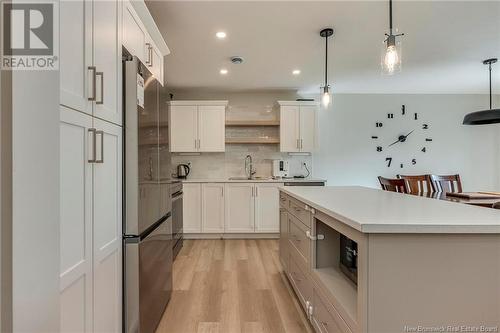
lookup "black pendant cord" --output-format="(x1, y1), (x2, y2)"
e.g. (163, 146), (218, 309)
(488, 62), (492, 109)
(389, 0), (393, 35)
(325, 35), (328, 87)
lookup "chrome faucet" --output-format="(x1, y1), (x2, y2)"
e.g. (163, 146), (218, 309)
(244, 155), (256, 179)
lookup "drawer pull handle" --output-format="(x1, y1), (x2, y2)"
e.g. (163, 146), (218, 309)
(321, 321), (328, 327)
(306, 231), (325, 241)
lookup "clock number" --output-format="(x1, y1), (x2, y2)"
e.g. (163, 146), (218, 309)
(401, 105), (406, 115)
(426, 138), (433, 142)
(376, 122), (383, 128)
(385, 157), (392, 167)
(400, 163), (404, 168)
(371, 136), (378, 139)
(412, 158), (417, 165)
(414, 113), (418, 120)
(377, 146), (383, 152)
(422, 124), (428, 129)
(421, 147), (426, 153)
(388, 113), (394, 119)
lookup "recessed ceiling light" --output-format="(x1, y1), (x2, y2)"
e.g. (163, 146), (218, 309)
(292, 69), (301, 75)
(216, 31), (226, 39)
(220, 69), (228, 75)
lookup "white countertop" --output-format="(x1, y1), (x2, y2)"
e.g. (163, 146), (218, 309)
(179, 177), (326, 183)
(280, 186), (500, 234)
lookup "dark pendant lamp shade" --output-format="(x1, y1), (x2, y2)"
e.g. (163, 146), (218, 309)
(463, 58), (499, 125)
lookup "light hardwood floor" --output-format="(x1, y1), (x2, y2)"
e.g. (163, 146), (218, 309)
(156, 239), (313, 333)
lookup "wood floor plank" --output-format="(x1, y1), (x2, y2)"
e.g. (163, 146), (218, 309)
(156, 239), (311, 333)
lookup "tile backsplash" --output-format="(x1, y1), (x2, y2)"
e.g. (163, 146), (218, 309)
(171, 146), (312, 179)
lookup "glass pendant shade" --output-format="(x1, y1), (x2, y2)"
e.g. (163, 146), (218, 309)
(321, 86), (332, 108)
(381, 35), (402, 75)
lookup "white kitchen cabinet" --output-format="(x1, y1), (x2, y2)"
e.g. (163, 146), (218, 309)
(201, 183), (225, 233)
(168, 101), (227, 153)
(59, 107), (93, 332)
(92, 118), (122, 333)
(254, 183), (283, 232)
(122, 2), (145, 61)
(183, 183), (202, 233)
(224, 183), (255, 232)
(59, 0), (92, 115)
(169, 105), (198, 152)
(93, 0), (120, 125)
(59, 0), (121, 126)
(198, 106), (226, 152)
(279, 101), (318, 153)
(59, 109), (122, 333)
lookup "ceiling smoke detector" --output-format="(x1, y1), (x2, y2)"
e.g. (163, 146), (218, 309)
(230, 56), (244, 64)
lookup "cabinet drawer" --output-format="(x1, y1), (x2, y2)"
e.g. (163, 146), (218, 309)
(288, 252), (312, 313)
(289, 197), (311, 228)
(279, 208), (289, 272)
(311, 288), (352, 333)
(279, 192), (288, 207)
(288, 215), (310, 265)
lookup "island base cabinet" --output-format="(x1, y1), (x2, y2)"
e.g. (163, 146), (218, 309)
(279, 208), (288, 271)
(311, 287), (352, 333)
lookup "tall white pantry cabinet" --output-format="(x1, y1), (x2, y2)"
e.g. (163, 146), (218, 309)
(59, 0), (123, 331)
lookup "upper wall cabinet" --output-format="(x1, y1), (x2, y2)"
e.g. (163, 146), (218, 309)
(168, 101), (227, 153)
(278, 101), (318, 153)
(122, 1), (168, 85)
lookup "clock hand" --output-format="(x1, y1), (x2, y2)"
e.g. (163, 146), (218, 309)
(404, 129), (415, 138)
(387, 129), (416, 147)
(388, 138), (402, 147)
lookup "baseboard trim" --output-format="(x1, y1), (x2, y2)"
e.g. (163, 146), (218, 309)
(184, 233), (279, 239)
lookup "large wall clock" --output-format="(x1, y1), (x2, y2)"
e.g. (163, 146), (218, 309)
(372, 105), (433, 169)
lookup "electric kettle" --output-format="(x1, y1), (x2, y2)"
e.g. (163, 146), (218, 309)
(177, 164), (190, 179)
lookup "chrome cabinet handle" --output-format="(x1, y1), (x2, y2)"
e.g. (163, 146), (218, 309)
(96, 72), (104, 105)
(88, 128), (96, 163)
(221, 187), (224, 197)
(96, 130), (104, 163)
(300, 139), (303, 149)
(150, 46), (153, 67)
(88, 66), (96, 101)
(255, 186), (258, 197)
(296, 139), (299, 149)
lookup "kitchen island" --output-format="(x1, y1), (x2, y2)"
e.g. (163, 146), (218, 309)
(279, 186), (500, 333)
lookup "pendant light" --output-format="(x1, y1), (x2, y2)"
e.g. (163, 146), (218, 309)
(463, 58), (500, 125)
(381, 0), (404, 75)
(320, 28), (334, 108)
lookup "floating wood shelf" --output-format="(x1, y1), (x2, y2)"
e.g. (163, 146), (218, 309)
(225, 137), (280, 144)
(225, 120), (280, 127)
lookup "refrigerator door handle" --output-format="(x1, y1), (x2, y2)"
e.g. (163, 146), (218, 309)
(88, 66), (96, 101)
(96, 71), (104, 105)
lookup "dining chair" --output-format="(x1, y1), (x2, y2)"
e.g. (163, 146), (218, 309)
(430, 174), (463, 193)
(378, 176), (409, 193)
(493, 202), (500, 209)
(397, 175), (435, 194)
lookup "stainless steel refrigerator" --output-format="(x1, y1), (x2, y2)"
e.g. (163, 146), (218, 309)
(123, 55), (173, 333)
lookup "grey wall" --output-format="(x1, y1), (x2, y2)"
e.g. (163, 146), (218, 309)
(11, 70), (59, 331)
(313, 94), (500, 190)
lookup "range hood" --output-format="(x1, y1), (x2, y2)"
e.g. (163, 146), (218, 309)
(463, 58), (500, 125)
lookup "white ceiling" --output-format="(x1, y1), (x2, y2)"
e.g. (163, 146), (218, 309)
(146, 1), (500, 94)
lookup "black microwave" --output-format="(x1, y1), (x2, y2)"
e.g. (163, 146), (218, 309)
(339, 234), (358, 284)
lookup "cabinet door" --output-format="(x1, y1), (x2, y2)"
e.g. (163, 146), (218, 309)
(198, 105), (225, 152)
(122, 2), (145, 61)
(59, 107), (93, 332)
(169, 105), (198, 152)
(93, 0), (121, 125)
(201, 183), (225, 233)
(299, 106), (316, 152)
(183, 183), (202, 233)
(255, 183), (283, 233)
(279, 208), (289, 272)
(280, 105), (300, 152)
(224, 184), (254, 232)
(59, 0), (92, 114)
(93, 119), (122, 333)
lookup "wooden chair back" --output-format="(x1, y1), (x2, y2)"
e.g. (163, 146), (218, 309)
(430, 174), (462, 193)
(378, 176), (408, 193)
(397, 175), (434, 194)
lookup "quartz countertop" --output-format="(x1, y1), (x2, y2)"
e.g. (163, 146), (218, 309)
(178, 177), (327, 183)
(280, 186), (500, 233)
